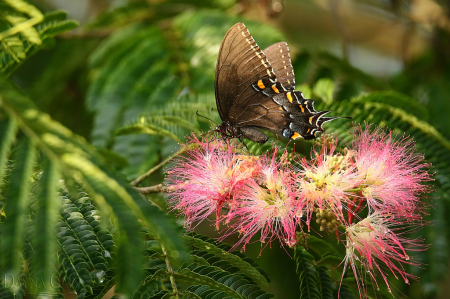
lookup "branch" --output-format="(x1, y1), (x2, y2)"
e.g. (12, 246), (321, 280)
(161, 244), (179, 299)
(135, 184), (174, 194)
(0, 15), (44, 42)
(131, 146), (186, 187)
(58, 29), (112, 39)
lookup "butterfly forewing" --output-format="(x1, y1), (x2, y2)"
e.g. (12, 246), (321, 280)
(215, 22), (277, 123)
(263, 42), (296, 90)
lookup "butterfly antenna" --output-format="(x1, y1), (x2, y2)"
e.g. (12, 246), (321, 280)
(196, 110), (219, 126)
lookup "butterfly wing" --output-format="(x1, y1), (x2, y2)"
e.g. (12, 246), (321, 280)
(215, 23), (346, 142)
(215, 22), (277, 123)
(263, 42), (296, 90)
(235, 89), (340, 140)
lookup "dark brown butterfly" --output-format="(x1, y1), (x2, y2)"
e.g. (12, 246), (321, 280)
(214, 22), (349, 143)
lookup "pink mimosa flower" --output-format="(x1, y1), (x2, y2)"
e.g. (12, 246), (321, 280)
(224, 149), (300, 251)
(165, 136), (261, 229)
(351, 125), (432, 218)
(294, 140), (361, 228)
(341, 212), (426, 297)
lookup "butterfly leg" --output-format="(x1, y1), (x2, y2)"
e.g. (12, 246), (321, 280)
(238, 136), (251, 154)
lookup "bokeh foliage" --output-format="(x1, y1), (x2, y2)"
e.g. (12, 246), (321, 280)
(1, 0), (449, 299)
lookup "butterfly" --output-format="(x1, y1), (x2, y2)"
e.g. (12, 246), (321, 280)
(214, 22), (349, 143)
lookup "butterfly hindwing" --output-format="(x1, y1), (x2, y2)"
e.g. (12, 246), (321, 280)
(263, 42), (296, 90)
(231, 90), (335, 140)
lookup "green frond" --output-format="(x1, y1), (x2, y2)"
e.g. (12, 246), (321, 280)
(30, 160), (60, 297)
(183, 234), (269, 287)
(139, 93), (217, 138)
(87, 25), (176, 147)
(0, 117), (17, 182)
(112, 134), (160, 180)
(121, 183), (189, 266)
(352, 91), (429, 120)
(0, 138), (36, 294)
(133, 279), (161, 299)
(0, 0), (43, 45)
(294, 246), (320, 299)
(149, 291), (170, 299)
(334, 283), (356, 299)
(0, 77), (188, 299)
(316, 266), (335, 299)
(132, 232), (274, 299)
(116, 123), (181, 143)
(57, 192), (114, 294)
(175, 268), (244, 298)
(112, 92), (216, 179)
(304, 235), (342, 266)
(61, 153), (146, 296)
(179, 290), (202, 299)
(0, 2), (77, 76)
(52, 189), (114, 299)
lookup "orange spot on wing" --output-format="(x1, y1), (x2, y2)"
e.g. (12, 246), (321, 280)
(287, 92), (293, 103)
(257, 80), (265, 89)
(271, 85), (279, 93)
(299, 105), (305, 113)
(309, 117), (313, 124)
(291, 132), (301, 140)
(306, 129), (311, 134)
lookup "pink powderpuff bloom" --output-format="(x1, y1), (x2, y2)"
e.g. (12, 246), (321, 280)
(351, 124), (432, 218)
(341, 212), (426, 298)
(294, 140), (361, 229)
(165, 136), (262, 229)
(223, 149), (300, 251)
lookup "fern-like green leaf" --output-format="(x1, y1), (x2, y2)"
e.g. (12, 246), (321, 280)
(183, 235), (269, 287)
(0, 4), (77, 76)
(0, 0), (43, 44)
(0, 78), (187, 299)
(334, 283), (356, 299)
(0, 117), (17, 182)
(175, 269), (243, 299)
(316, 266), (335, 299)
(305, 235), (342, 267)
(57, 191), (114, 298)
(294, 246), (320, 299)
(30, 160), (61, 297)
(116, 123), (181, 143)
(0, 138), (36, 294)
(61, 154), (146, 297)
(87, 25), (177, 147)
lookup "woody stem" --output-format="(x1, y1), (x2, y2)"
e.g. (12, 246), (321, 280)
(161, 244), (179, 298)
(131, 147), (186, 186)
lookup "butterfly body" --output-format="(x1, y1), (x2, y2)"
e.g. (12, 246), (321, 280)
(214, 23), (347, 143)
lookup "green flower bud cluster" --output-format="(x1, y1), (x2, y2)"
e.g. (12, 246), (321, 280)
(315, 208), (339, 232)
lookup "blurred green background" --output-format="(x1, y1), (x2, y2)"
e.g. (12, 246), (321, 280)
(2, 0), (450, 298)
